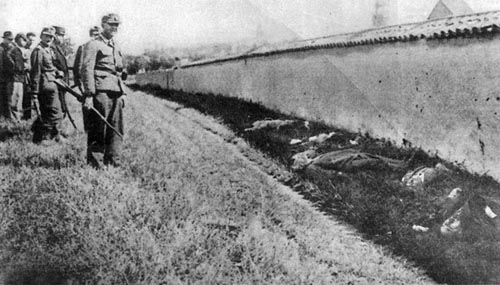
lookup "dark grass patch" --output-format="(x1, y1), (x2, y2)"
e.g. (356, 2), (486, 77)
(130, 83), (500, 284)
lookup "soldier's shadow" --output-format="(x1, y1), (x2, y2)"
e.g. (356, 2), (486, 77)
(0, 128), (15, 142)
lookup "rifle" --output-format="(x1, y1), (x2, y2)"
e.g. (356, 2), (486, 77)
(58, 83), (78, 130)
(54, 79), (123, 139)
(25, 75), (42, 121)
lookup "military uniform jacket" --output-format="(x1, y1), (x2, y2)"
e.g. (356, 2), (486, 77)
(81, 33), (124, 95)
(73, 44), (84, 86)
(8, 43), (26, 83)
(29, 43), (58, 94)
(73, 41), (93, 87)
(51, 43), (69, 83)
(0, 42), (13, 83)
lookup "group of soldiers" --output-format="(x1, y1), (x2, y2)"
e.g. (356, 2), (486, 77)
(0, 13), (127, 168)
(0, 31), (36, 122)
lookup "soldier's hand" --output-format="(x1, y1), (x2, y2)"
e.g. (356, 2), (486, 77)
(119, 96), (125, 109)
(83, 96), (93, 110)
(55, 70), (64, 79)
(32, 98), (41, 117)
(32, 97), (39, 107)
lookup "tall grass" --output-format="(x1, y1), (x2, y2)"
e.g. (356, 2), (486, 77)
(130, 84), (500, 284)
(0, 90), (432, 284)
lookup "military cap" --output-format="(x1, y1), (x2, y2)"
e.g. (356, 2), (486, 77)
(101, 13), (121, 24)
(53, 26), (65, 36)
(40, 27), (56, 37)
(2, 31), (13, 40)
(27, 32), (36, 38)
(15, 33), (27, 41)
(89, 26), (100, 36)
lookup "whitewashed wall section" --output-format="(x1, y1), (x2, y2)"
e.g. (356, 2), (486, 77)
(136, 36), (500, 180)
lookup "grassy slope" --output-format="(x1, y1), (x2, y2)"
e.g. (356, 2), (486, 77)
(129, 84), (500, 285)
(0, 88), (433, 284)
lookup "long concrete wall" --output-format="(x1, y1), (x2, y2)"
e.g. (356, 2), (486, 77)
(136, 35), (500, 180)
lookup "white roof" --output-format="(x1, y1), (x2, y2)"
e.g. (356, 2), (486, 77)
(428, 0), (474, 20)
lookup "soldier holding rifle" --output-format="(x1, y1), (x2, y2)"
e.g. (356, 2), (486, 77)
(80, 13), (127, 168)
(51, 26), (77, 131)
(29, 27), (65, 144)
(74, 26), (100, 90)
(23, 32), (36, 120)
(74, 26), (100, 132)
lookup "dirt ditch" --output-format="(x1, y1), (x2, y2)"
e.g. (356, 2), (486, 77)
(130, 84), (500, 284)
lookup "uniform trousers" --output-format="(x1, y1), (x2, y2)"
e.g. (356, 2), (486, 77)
(0, 82), (8, 118)
(23, 76), (33, 119)
(87, 91), (124, 168)
(7, 81), (23, 121)
(32, 80), (63, 143)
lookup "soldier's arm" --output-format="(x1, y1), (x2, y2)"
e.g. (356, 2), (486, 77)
(51, 46), (65, 79)
(81, 40), (98, 96)
(4, 48), (15, 73)
(29, 48), (42, 95)
(22, 48), (30, 71)
(116, 45), (124, 72)
(10, 48), (23, 74)
(51, 46), (62, 71)
(73, 45), (83, 85)
(0, 47), (4, 77)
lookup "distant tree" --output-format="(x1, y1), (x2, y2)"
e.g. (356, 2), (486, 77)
(142, 49), (176, 71)
(187, 51), (205, 62)
(144, 50), (161, 70)
(158, 55), (174, 69)
(124, 55), (149, 75)
(133, 41), (270, 72)
(124, 55), (137, 74)
(135, 55), (149, 73)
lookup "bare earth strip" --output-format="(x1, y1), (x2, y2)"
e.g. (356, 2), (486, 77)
(124, 89), (434, 284)
(0, 87), (434, 284)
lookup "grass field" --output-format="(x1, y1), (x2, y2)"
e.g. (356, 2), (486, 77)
(0, 87), (433, 284)
(130, 84), (500, 285)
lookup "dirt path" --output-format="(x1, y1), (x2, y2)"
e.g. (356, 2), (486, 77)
(125, 88), (435, 284)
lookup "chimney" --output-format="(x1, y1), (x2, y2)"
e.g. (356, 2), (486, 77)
(372, 0), (398, 28)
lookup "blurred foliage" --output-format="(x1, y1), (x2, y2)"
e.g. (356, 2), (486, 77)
(124, 41), (264, 75)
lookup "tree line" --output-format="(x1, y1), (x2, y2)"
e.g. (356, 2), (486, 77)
(123, 41), (266, 75)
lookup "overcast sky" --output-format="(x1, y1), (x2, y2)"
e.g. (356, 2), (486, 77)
(1, 0), (500, 54)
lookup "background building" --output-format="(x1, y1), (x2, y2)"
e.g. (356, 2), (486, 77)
(428, 0), (474, 20)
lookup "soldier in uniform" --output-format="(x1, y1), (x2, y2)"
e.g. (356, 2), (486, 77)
(74, 26), (100, 89)
(7, 33), (28, 121)
(51, 26), (72, 133)
(81, 14), (126, 168)
(51, 26), (69, 84)
(25, 32), (37, 50)
(23, 32), (37, 119)
(0, 31), (14, 118)
(29, 27), (65, 144)
(74, 26), (100, 132)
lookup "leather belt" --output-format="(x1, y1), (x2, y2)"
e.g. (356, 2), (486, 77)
(95, 67), (118, 76)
